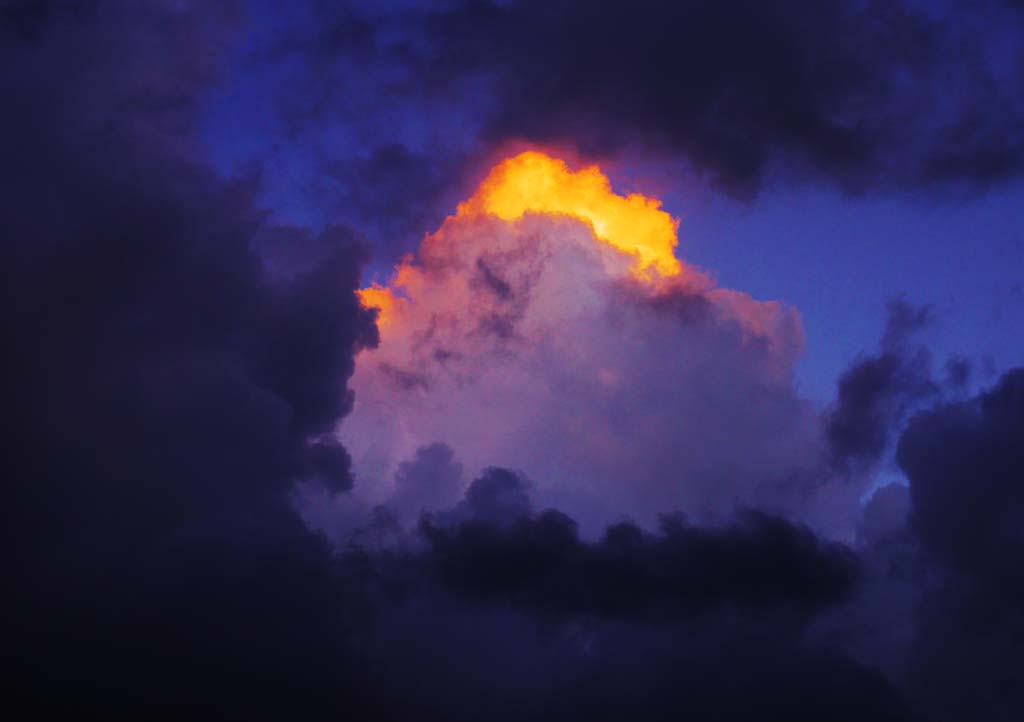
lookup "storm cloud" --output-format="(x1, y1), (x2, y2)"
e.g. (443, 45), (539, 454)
(277, 0), (1024, 211)
(3, 2), (375, 715)
(5, 3), (1024, 721)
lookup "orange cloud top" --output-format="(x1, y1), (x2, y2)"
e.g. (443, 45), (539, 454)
(356, 284), (398, 327)
(358, 151), (687, 326)
(456, 151), (681, 277)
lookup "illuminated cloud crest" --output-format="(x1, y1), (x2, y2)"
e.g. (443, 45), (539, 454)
(342, 153), (842, 534)
(8, 6), (1024, 721)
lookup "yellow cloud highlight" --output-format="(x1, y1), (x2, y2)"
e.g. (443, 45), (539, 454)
(456, 151), (681, 277)
(357, 150), (689, 326)
(356, 284), (398, 327)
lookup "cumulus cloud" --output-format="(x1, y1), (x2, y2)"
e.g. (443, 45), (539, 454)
(3, 3), (376, 715)
(338, 152), (840, 535)
(806, 366), (1024, 722)
(897, 369), (1024, 722)
(8, 4), (1024, 721)
(825, 299), (938, 470)
(420, 501), (861, 624)
(334, 468), (911, 722)
(389, 442), (466, 523)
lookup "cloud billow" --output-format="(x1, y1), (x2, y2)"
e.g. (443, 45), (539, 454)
(291, 0), (1024, 203)
(5, 3), (1024, 721)
(3, 3), (375, 715)
(341, 152), (834, 534)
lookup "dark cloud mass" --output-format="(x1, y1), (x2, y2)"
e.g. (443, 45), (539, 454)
(336, 471), (912, 722)
(826, 300), (938, 469)
(446, 0), (1024, 195)
(216, 0), (1024, 254)
(2, 2), (376, 715)
(898, 369), (1024, 722)
(421, 499), (861, 622)
(291, 0), (1024, 205)
(5, 2), (1024, 721)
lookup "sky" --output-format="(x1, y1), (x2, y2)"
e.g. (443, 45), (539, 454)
(4, 1), (1024, 720)
(201, 0), (1024, 403)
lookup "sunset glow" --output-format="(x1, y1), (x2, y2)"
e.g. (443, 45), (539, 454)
(458, 151), (681, 276)
(19, 4), (1024, 717)
(356, 284), (398, 327)
(358, 151), (685, 323)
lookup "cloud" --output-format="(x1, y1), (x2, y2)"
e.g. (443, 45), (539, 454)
(339, 151), (837, 535)
(896, 368), (1024, 722)
(900, 368), (1024, 575)
(808, 366), (1024, 722)
(8, 4), (1024, 720)
(201, 0), (1024, 266)
(390, 442), (466, 523)
(3, 3), (376, 715)
(334, 470), (911, 722)
(287, 0), (1024, 202)
(856, 482), (911, 547)
(420, 494), (861, 623)
(825, 299), (938, 470)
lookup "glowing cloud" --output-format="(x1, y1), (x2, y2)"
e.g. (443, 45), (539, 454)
(359, 151), (702, 335)
(457, 151), (681, 276)
(355, 284), (398, 327)
(336, 151), (844, 537)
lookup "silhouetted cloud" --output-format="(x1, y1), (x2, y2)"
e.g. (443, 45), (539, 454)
(338, 160), (828, 534)
(291, 0), (1024, 202)
(6, 3), (1024, 721)
(390, 442), (466, 523)
(334, 471), (912, 722)
(420, 497), (861, 622)
(826, 300), (937, 469)
(3, 3), (375, 715)
(897, 368), (1024, 722)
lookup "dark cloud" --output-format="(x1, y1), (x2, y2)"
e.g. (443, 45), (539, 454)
(345, 587), (915, 722)
(305, 436), (356, 492)
(809, 484), (921, 703)
(900, 368), (1024, 577)
(217, 0), (1024, 263)
(7, 3), (1024, 720)
(458, 467), (535, 523)
(945, 355), (972, 388)
(880, 300), (934, 351)
(319, 142), (472, 253)
(335, 473), (911, 722)
(857, 483), (911, 548)
(390, 442), (465, 522)
(897, 368), (1024, 722)
(2, 3), (376, 715)
(807, 364), (1024, 722)
(7, 7), (888, 716)
(1, 0), (92, 40)
(297, 0), (1024, 199)
(826, 300), (937, 469)
(420, 498), (861, 623)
